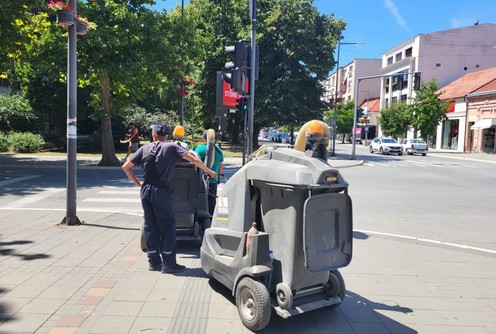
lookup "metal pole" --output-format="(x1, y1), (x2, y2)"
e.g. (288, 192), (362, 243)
(179, 0), (185, 125)
(63, 0), (81, 225)
(331, 40), (341, 156)
(247, 0), (257, 155)
(351, 78), (360, 160)
(180, 81), (184, 125)
(331, 41), (363, 156)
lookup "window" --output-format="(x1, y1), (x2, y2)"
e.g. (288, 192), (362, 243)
(387, 56), (393, 65)
(392, 96), (397, 105)
(395, 52), (402, 62)
(405, 47), (413, 57)
(401, 94), (407, 101)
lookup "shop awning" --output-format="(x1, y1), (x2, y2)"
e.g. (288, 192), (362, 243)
(471, 118), (496, 130)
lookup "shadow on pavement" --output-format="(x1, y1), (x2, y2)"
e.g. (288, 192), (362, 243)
(207, 275), (416, 333)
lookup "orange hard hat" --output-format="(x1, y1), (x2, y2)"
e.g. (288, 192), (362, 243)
(173, 125), (185, 138)
(305, 120), (324, 141)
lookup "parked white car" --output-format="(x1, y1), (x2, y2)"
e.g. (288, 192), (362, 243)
(369, 137), (403, 155)
(400, 138), (428, 156)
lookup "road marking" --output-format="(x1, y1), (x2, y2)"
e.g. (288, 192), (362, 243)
(98, 190), (140, 195)
(82, 198), (140, 203)
(0, 175), (41, 187)
(356, 229), (496, 255)
(3, 187), (64, 208)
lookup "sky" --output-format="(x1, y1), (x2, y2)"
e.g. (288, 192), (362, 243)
(153, 0), (496, 68)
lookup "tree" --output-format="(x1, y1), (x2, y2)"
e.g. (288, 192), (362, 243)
(378, 102), (412, 140)
(325, 100), (354, 143)
(0, 94), (35, 132)
(77, 0), (194, 165)
(187, 0), (345, 148)
(0, 0), (47, 90)
(410, 77), (449, 140)
(255, 0), (345, 148)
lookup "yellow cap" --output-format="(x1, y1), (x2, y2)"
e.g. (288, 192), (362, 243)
(173, 125), (185, 138)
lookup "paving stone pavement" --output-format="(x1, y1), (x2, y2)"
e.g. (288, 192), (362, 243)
(0, 208), (495, 334)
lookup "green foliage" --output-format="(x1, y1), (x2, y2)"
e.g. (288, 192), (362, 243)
(0, 94), (35, 132)
(324, 100), (354, 140)
(7, 132), (45, 153)
(410, 77), (449, 138)
(378, 102), (412, 139)
(0, 133), (8, 152)
(254, 0), (345, 128)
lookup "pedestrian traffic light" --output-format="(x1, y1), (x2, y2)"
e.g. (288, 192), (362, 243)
(236, 96), (248, 112)
(413, 72), (421, 91)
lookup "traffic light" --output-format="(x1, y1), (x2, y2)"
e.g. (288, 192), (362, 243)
(356, 108), (364, 122)
(225, 40), (245, 70)
(236, 96), (248, 112)
(243, 45), (260, 80)
(225, 40), (247, 93)
(397, 74), (404, 90)
(413, 72), (421, 91)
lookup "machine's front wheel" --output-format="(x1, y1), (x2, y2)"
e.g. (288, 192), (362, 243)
(324, 269), (346, 308)
(276, 282), (293, 309)
(235, 277), (271, 332)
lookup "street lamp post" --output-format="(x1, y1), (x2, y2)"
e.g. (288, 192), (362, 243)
(331, 40), (363, 156)
(179, 0), (185, 125)
(62, 0), (81, 225)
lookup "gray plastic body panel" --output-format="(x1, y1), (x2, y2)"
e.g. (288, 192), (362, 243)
(201, 145), (353, 317)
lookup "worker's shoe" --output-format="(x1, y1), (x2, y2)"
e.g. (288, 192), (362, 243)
(161, 264), (186, 274)
(148, 263), (162, 272)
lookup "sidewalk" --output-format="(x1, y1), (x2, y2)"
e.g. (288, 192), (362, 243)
(0, 209), (495, 333)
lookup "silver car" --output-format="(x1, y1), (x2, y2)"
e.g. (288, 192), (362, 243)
(400, 138), (428, 156)
(369, 137), (403, 155)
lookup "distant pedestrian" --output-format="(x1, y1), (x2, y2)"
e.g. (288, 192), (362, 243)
(124, 123), (140, 160)
(122, 123), (216, 274)
(195, 129), (224, 216)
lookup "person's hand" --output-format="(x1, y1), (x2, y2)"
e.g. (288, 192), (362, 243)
(208, 170), (217, 178)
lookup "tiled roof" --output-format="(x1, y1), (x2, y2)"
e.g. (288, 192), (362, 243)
(359, 97), (381, 112)
(438, 67), (496, 100)
(470, 79), (496, 94)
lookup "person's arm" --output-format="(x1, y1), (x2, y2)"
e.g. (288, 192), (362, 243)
(122, 159), (143, 187)
(218, 161), (223, 176)
(182, 151), (216, 178)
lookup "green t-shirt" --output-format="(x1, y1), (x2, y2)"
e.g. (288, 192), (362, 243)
(195, 144), (224, 183)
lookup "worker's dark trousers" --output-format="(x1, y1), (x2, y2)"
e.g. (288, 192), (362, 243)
(208, 182), (218, 216)
(141, 183), (177, 268)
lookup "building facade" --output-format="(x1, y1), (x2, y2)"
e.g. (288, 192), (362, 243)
(466, 80), (496, 153)
(323, 58), (381, 107)
(378, 23), (496, 146)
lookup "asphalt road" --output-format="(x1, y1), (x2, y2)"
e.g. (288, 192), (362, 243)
(342, 146), (496, 252)
(1, 151), (494, 252)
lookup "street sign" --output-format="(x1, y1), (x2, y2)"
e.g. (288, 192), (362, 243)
(365, 126), (369, 133)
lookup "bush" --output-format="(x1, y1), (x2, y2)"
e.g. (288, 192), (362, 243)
(0, 133), (8, 152)
(7, 132), (45, 153)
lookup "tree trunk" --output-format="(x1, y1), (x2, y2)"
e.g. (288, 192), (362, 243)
(98, 71), (120, 166)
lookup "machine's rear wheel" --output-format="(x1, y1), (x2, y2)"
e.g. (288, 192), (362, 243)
(235, 277), (271, 332)
(324, 269), (346, 308)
